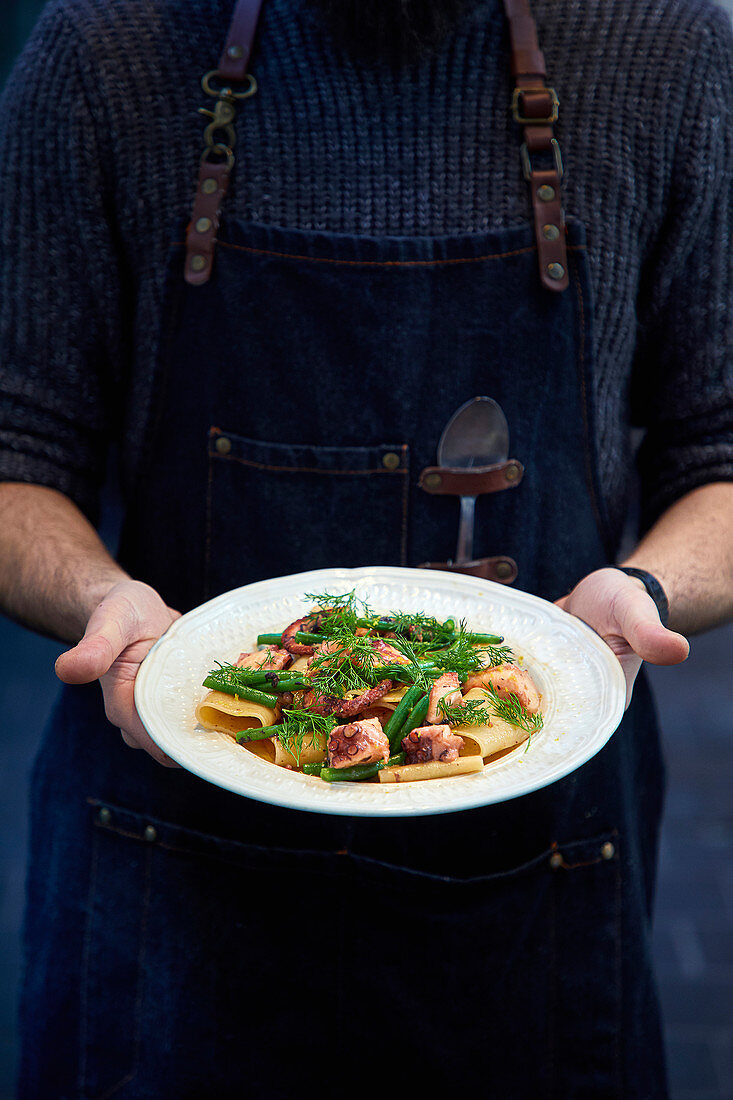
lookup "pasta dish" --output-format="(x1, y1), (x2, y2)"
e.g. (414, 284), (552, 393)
(195, 591), (543, 784)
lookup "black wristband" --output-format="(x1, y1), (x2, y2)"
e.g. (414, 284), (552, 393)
(616, 567), (669, 628)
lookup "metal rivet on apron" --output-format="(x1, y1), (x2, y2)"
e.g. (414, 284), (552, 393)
(600, 841), (616, 860)
(542, 224), (560, 241)
(227, 44), (244, 59)
(190, 255), (207, 273)
(537, 184), (555, 202)
(98, 806), (111, 825)
(549, 851), (564, 869)
(144, 825), (158, 843)
(504, 463), (520, 483)
(215, 436), (232, 455)
(201, 178), (218, 195)
(425, 473), (442, 489)
(547, 262), (566, 281)
(195, 216), (212, 234)
(382, 452), (400, 470)
(495, 560), (514, 580)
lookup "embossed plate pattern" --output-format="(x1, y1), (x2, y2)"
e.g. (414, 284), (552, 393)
(134, 567), (625, 816)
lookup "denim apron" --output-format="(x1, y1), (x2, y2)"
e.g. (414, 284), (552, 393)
(18, 20), (669, 1076)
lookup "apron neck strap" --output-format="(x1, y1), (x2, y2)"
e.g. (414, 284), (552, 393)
(185, 0), (265, 286)
(186, 0), (570, 293)
(502, 0), (569, 292)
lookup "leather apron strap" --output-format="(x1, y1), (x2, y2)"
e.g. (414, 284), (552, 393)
(185, 0), (265, 286)
(502, 0), (569, 291)
(185, 0), (569, 292)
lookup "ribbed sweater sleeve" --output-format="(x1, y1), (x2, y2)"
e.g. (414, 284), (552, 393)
(0, 1), (127, 520)
(632, 2), (733, 531)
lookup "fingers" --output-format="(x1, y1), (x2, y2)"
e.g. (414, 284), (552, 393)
(611, 583), (690, 666)
(103, 674), (180, 768)
(56, 595), (137, 683)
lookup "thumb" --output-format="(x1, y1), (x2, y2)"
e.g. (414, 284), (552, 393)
(55, 590), (139, 684)
(613, 583), (690, 667)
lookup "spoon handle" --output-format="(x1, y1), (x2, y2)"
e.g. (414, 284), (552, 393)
(456, 496), (476, 563)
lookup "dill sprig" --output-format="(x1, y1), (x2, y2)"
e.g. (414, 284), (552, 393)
(385, 635), (439, 693)
(473, 644), (515, 668)
(204, 662), (257, 690)
(377, 610), (455, 643)
(424, 624), (485, 677)
(303, 589), (374, 635)
(438, 697), (492, 726)
(275, 709), (336, 765)
(483, 684), (544, 744)
(306, 628), (381, 698)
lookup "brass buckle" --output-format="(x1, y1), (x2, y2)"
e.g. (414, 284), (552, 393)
(201, 70), (257, 99)
(512, 86), (559, 125)
(520, 138), (563, 182)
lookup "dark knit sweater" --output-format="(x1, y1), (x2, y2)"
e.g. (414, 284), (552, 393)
(0, 0), (731, 544)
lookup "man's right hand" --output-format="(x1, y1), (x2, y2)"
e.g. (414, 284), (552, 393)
(55, 579), (181, 767)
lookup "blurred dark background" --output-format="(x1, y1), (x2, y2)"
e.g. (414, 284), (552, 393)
(1, 2), (732, 1097)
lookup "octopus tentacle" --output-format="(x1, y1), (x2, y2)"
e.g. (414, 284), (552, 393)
(302, 679), (393, 718)
(281, 615), (319, 656)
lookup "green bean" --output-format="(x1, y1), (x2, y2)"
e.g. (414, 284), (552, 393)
(263, 677), (309, 693)
(203, 678), (278, 707)
(320, 753), (405, 783)
(384, 684), (424, 750)
(301, 762), (323, 776)
(235, 725), (280, 742)
(256, 633), (284, 646)
(398, 693), (431, 743)
(466, 632), (504, 644)
(295, 632), (326, 644)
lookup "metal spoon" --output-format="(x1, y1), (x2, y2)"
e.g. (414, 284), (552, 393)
(436, 396), (510, 563)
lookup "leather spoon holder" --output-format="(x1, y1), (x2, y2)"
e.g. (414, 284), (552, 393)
(418, 459), (524, 584)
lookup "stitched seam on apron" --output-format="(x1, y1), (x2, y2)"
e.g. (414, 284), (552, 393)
(573, 253), (608, 549)
(174, 241), (586, 268)
(79, 830), (150, 1099)
(78, 825), (99, 1096)
(614, 833), (623, 1097)
(400, 443), (409, 566)
(205, 449), (214, 599)
(210, 452), (408, 475)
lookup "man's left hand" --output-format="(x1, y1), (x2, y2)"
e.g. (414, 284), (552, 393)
(555, 567), (690, 707)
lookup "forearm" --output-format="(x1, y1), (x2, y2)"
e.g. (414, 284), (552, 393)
(0, 482), (128, 642)
(620, 482), (733, 636)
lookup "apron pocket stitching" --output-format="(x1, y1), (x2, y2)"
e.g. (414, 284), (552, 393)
(79, 824), (149, 1099)
(212, 454), (407, 475)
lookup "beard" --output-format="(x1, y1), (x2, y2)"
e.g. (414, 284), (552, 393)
(308, 0), (472, 62)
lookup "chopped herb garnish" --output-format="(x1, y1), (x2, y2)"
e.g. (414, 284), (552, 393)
(482, 684), (544, 749)
(438, 697), (493, 726)
(273, 709), (336, 765)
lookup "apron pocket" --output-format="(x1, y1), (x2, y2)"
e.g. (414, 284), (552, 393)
(341, 830), (623, 1097)
(82, 799), (347, 1098)
(206, 427), (409, 595)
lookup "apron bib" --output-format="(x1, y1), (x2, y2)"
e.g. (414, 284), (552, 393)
(19, 4), (668, 1097)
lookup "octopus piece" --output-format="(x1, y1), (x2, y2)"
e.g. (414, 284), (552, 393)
(463, 662), (541, 713)
(426, 671), (463, 724)
(327, 717), (391, 769)
(236, 645), (292, 671)
(301, 679), (394, 718)
(280, 614), (325, 657)
(304, 638), (346, 678)
(402, 724), (464, 764)
(368, 638), (411, 668)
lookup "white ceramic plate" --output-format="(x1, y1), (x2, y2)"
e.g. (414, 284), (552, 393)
(135, 567), (625, 816)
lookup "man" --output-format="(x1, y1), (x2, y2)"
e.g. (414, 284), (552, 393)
(1, 0), (731, 1095)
